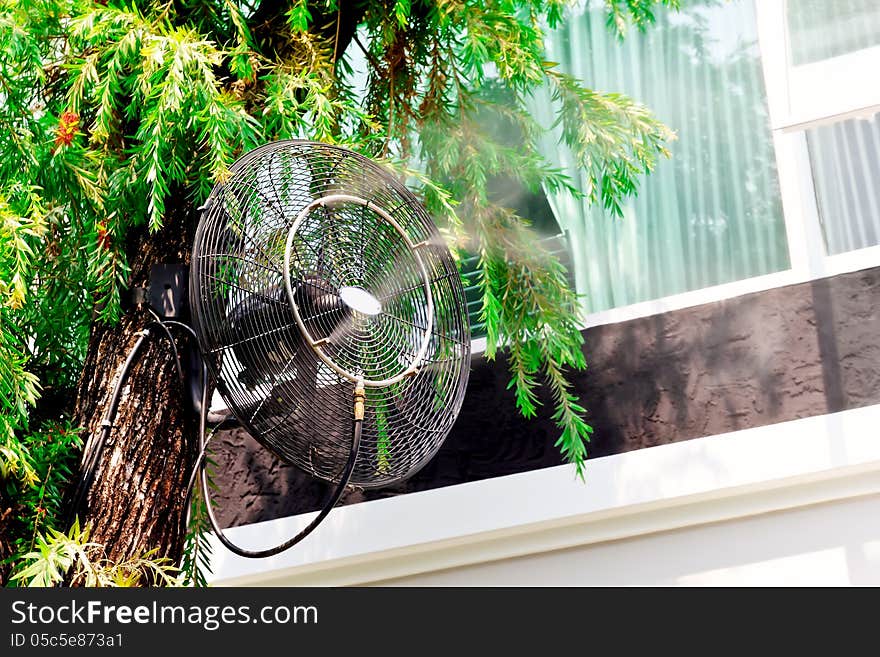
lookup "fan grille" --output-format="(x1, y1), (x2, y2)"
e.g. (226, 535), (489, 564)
(190, 141), (471, 488)
(282, 193), (435, 386)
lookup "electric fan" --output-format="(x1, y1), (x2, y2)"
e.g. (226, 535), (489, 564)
(189, 140), (471, 557)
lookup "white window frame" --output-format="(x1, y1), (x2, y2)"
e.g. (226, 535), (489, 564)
(759, 0), (880, 277)
(758, 0), (880, 133)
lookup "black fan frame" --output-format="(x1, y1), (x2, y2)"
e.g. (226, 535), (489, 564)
(189, 140), (471, 490)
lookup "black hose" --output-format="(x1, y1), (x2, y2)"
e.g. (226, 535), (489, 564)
(69, 314), (359, 559)
(192, 363), (363, 558)
(67, 316), (188, 525)
(67, 328), (151, 525)
(184, 430), (212, 509)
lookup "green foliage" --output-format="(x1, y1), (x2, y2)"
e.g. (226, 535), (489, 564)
(179, 491), (213, 588)
(0, 187), (45, 485)
(374, 395), (391, 474)
(604, 0), (682, 38)
(12, 519), (182, 587)
(8, 423), (82, 548)
(545, 69), (675, 217)
(1, 420), (82, 583)
(180, 452), (216, 588)
(0, 0), (677, 580)
(286, 0), (313, 34)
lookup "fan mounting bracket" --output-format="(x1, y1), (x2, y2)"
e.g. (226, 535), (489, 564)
(147, 263), (189, 320)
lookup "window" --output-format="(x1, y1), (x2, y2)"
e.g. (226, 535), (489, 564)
(537, 0), (790, 314)
(530, 0), (880, 324)
(806, 114), (880, 255)
(769, 0), (880, 129)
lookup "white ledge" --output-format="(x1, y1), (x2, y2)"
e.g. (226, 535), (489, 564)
(207, 403), (880, 586)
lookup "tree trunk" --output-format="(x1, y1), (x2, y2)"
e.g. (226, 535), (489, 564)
(63, 3), (374, 576)
(67, 200), (198, 570)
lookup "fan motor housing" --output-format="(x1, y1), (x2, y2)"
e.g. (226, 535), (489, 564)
(190, 141), (471, 489)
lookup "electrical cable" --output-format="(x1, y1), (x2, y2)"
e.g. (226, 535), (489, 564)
(178, 417), (216, 547)
(67, 283), (363, 558)
(145, 308), (184, 386)
(161, 319), (198, 341)
(161, 318), (234, 426)
(67, 328), (151, 524)
(182, 420), (216, 514)
(67, 314), (187, 525)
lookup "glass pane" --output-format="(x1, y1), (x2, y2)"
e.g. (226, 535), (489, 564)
(807, 113), (880, 255)
(536, 0), (789, 313)
(787, 0), (880, 66)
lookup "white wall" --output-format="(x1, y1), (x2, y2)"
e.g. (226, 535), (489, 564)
(208, 404), (880, 587)
(373, 492), (880, 586)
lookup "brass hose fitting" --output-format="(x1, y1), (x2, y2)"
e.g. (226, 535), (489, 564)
(354, 378), (365, 421)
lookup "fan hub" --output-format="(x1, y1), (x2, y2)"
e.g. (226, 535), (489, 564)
(339, 285), (382, 316)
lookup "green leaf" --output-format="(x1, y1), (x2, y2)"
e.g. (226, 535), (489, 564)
(286, 0), (312, 33)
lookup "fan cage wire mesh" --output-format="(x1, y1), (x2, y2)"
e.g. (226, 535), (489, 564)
(190, 141), (471, 488)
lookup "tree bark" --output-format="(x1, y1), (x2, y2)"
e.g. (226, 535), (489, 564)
(67, 199), (198, 569)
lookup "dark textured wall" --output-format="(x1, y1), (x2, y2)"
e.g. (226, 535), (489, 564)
(210, 266), (880, 527)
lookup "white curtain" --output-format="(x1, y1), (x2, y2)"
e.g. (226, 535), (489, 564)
(534, 0), (790, 313)
(807, 114), (880, 255)
(787, 0), (880, 65)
